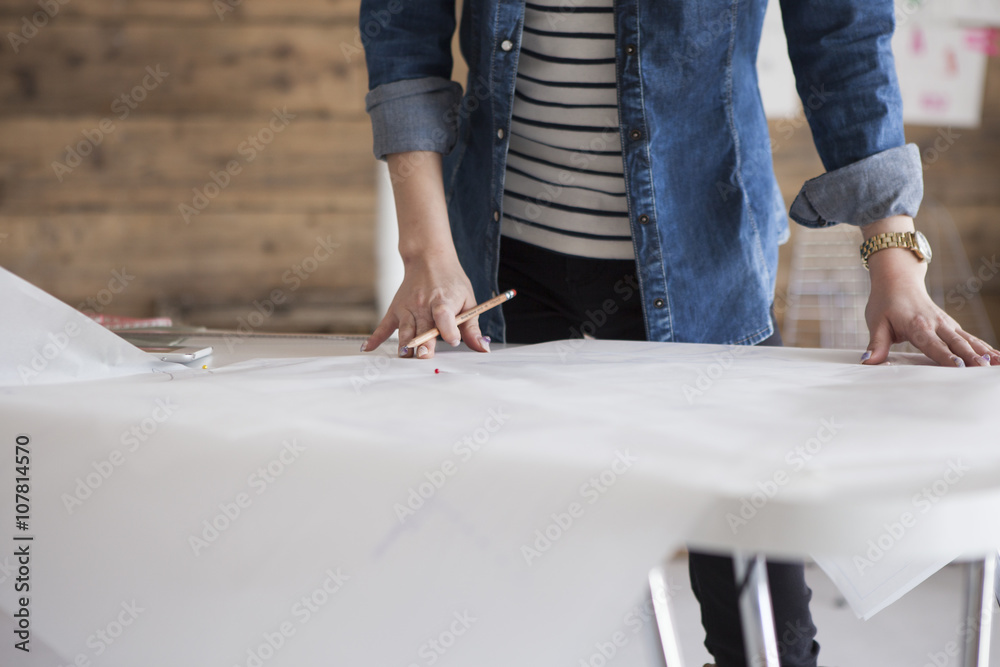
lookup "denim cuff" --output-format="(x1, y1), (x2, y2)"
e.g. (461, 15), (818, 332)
(365, 76), (464, 160)
(789, 144), (924, 228)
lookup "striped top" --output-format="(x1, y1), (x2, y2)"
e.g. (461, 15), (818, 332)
(501, 0), (632, 260)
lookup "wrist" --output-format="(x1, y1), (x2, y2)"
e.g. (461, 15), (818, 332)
(860, 215), (932, 280)
(861, 214), (915, 241)
(866, 245), (927, 286)
(399, 237), (459, 268)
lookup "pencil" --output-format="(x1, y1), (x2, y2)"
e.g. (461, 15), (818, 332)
(404, 289), (517, 351)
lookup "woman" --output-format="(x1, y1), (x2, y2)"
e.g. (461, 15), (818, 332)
(359, 0), (998, 663)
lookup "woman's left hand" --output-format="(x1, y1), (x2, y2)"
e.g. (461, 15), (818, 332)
(862, 216), (1000, 367)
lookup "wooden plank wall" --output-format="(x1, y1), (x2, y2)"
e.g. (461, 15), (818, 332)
(1, 0), (997, 342)
(0, 0), (377, 332)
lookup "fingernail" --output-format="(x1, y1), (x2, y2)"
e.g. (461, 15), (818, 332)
(976, 354), (990, 367)
(482, 335), (491, 344)
(479, 335), (491, 353)
(360, 341), (368, 352)
(983, 353), (992, 363)
(399, 346), (408, 357)
(416, 345), (429, 358)
(952, 356), (965, 368)
(860, 350), (872, 363)
(450, 339), (461, 347)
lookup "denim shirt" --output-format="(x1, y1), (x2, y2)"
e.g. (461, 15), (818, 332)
(361, 0), (924, 345)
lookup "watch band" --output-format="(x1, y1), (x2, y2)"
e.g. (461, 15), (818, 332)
(860, 232), (924, 270)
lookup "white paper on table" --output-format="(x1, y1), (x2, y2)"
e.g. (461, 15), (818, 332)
(812, 552), (957, 620)
(3, 322), (1000, 665)
(0, 266), (183, 387)
(0, 354), (701, 667)
(892, 23), (989, 128)
(757, 0), (800, 119)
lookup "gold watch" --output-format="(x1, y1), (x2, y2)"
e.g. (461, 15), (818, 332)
(859, 231), (932, 270)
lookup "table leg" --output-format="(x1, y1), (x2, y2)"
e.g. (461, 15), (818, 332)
(962, 555), (998, 667)
(995, 550), (1000, 606)
(649, 564), (685, 667)
(733, 552), (781, 667)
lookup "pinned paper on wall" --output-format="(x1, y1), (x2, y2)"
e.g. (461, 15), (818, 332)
(892, 24), (989, 128)
(756, 0), (800, 119)
(757, 1), (991, 126)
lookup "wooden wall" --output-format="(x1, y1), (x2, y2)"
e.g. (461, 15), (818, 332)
(1, 0), (997, 341)
(0, 0), (376, 332)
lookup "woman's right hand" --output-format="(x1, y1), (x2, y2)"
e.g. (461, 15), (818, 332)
(359, 150), (491, 359)
(362, 250), (490, 359)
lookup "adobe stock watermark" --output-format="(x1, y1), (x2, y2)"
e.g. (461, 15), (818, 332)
(578, 576), (683, 667)
(55, 600), (145, 666)
(552, 274), (640, 361)
(919, 612), (994, 667)
(16, 320), (80, 385)
(767, 84), (830, 152)
(222, 235), (340, 352)
(393, 407), (509, 523)
(19, 268), (137, 384)
(726, 417), (842, 535)
(61, 398), (180, 514)
(680, 344), (751, 404)
(351, 344), (400, 393)
(76, 267), (135, 317)
(213, 0), (244, 20)
(179, 107), (296, 224)
(232, 566), (350, 667)
(51, 66), (170, 182)
(340, 0), (407, 62)
(6, 0), (70, 54)
(853, 459), (969, 574)
(521, 450), (637, 566)
(405, 611), (477, 667)
(945, 254), (999, 312)
(188, 438), (307, 557)
(921, 127), (961, 169)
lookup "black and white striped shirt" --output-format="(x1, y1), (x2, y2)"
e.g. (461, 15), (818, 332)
(501, 0), (633, 260)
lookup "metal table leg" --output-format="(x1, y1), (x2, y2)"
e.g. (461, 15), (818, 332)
(734, 552), (781, 667)
(962, 555), (998, 667)
(994, 550), (1000, 606)
(649, 563), (685, 667)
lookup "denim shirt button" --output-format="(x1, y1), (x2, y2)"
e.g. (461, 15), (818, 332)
(638, 214), (650, 225)
(625, 44), (636, 55)
(497, 128), (505, 140)
(501, 39), (514, 52)
(629, 129), (642, 141)
(653, 298), (665, 309)
(493, 210), (500, 222)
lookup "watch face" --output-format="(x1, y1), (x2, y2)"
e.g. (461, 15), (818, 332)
(914, 231), (932, 264)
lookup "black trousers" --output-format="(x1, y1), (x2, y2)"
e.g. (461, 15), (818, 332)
(498, 237), (819, 667)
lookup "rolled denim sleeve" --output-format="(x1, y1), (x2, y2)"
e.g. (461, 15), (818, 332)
(780, 0), (923, 228)
(365, 77), (463, 160)
(789, 144), (924, 228)
(360, 0), (461, 160)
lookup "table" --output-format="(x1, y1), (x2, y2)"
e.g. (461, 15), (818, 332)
(3, 322), (1000, 666)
